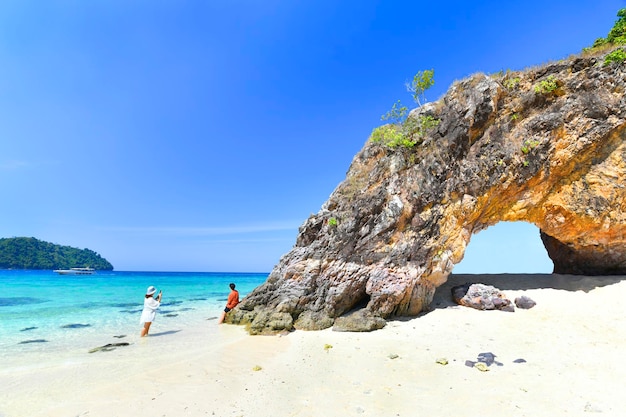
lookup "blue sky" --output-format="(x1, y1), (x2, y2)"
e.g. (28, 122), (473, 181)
(0, 1), (623, 272)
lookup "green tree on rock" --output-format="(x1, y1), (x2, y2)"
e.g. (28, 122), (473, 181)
(406, 69), (435, 107)
(370, 69), (440, 149)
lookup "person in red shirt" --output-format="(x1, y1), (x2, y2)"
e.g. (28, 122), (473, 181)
(218, 282), (239, 324)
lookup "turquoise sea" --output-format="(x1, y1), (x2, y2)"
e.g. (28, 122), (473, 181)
(0, 270), (267, 359)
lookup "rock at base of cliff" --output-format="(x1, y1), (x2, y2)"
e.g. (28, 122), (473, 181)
(332, 309), (387, 332)
(228, 307), (295, 335)
(294, 310), (335, 331)
(514, 295), (537, 309)
(451, 283), (515, 312)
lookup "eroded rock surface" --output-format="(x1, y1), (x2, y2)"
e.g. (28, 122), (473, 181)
(229, 49), (626, 333)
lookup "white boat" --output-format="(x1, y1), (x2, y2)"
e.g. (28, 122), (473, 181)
(53, 267), (96, 275)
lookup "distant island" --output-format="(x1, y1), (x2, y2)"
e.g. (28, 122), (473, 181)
(0, 237), (114, 270)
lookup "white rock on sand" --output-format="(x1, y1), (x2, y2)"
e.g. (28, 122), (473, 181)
(1, 273), (625, 417)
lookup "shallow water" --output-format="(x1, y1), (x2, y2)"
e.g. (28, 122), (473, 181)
(0, 270), (267, 360)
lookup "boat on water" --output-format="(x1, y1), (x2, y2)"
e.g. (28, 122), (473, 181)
(53, 267), (96, 275)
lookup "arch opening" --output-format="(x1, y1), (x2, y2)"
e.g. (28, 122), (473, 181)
(454, 221), (553, 274)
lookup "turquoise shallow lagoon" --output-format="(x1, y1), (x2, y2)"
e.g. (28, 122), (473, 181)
(0, 270), (267, 359)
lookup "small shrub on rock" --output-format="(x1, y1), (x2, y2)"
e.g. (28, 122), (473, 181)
(370, 69), (440, 150)
(604, 48), (626, 65)
(534, 75), (559, 95)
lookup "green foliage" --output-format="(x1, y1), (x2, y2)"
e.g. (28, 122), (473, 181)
(370, 124), (411, 148)
(381, 100), (408, 124)
(328, 217), (338, 227)
(534, 75), (559, 95)
(403, 114), (441, 145)
(520, 139), (541, 167)
(370, 114), (440, 149)
(521, 139), (540, 154)
(371, 69), (440, 149)
(607, 8), (626, 44)
(504, 77), (520, 89)
(603, 48), (626, 65)
(592, 37), (609, 48)
(420, 115), (441, 131)
(585, 8), (626, 51)
(0, 237), (113, 270)
(614, 36), (626, 45)
(406, 69), (435, 106)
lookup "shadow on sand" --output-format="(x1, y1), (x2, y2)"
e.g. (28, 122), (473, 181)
(429, 273), (626, 310)
(149, 330), (182, 337)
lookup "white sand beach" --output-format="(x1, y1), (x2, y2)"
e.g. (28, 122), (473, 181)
(1, 273), (626, 417)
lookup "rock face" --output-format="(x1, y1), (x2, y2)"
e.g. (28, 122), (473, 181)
(229, 49), (626, 334)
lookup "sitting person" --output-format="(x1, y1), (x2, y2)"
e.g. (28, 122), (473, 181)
(218, 283), (239, 324)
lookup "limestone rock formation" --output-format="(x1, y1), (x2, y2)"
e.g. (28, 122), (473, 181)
(229, 48), (626, 334)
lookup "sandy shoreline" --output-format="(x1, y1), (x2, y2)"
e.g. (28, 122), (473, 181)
(1, 273), (626, 417)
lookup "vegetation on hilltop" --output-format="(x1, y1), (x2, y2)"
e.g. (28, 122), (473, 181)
(0, 237), (114, 270)
(584, 8), (626, 65)
(588, 8), (626, 49)
(371, 8), (626, 152)
(369, 69), (440, 149)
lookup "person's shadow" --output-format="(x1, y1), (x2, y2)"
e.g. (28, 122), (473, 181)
(149, 330), (182, 337)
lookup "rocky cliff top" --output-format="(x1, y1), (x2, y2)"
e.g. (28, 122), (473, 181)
(230, 46), (626, 334)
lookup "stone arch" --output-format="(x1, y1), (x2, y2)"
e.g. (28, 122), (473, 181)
(230, 52), (626, 333)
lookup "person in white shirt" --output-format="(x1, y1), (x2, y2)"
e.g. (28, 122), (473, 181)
(140, 286), (162, 337)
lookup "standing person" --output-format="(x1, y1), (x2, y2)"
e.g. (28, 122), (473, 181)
(140, 286), (162, 337)
(218, 283), (239, 324)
